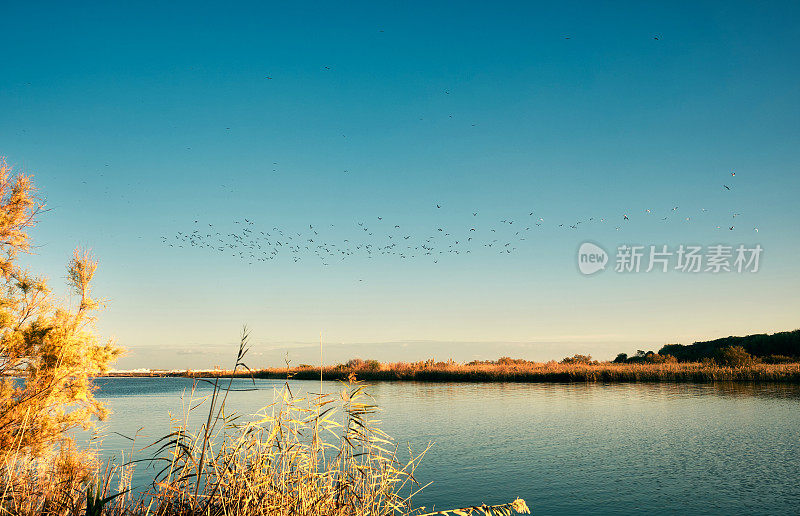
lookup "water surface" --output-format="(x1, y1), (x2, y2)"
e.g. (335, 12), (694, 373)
(90, 378), (800, 515)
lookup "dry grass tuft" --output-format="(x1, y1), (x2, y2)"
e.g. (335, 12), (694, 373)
(2, 376), (432, 515)
(418, 497), (530, 515)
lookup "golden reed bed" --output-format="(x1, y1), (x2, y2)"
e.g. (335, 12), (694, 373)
(117, 361), (800, 383)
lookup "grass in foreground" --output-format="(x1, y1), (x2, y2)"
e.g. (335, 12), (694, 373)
(2, 377), (431, 515)
(2, 334), (531, 515)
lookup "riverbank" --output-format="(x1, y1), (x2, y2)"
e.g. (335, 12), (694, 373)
(106, 361), (800, 383)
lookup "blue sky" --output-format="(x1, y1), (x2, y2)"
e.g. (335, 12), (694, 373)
(2, 1), (798, 368)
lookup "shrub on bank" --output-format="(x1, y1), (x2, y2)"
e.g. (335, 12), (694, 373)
(716, 345), (756, 367)
(0, 159), (122, 512)
(560, 354), (597, 365)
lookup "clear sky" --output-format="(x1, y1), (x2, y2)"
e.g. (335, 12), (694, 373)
(2, 1), (798, 369)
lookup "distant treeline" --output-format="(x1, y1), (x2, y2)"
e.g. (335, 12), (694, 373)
(660, 329), (800, 362)
(613, 329), (800, 364)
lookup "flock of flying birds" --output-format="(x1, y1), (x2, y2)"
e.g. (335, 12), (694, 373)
(162, 171), (758, 267)
(161, 34), (759, 268)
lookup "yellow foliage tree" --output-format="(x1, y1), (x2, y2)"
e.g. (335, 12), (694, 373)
(0, 157), (121, 462)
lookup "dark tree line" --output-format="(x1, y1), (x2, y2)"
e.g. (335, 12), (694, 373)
(657, 329), (800, 362)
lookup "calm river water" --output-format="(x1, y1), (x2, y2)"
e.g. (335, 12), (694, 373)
(89, 378), (800, 515)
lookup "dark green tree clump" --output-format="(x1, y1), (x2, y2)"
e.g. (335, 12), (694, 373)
(659, 330), (800, 363)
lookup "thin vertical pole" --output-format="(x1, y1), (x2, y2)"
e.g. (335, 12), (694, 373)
(319, 330), (323, 392)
